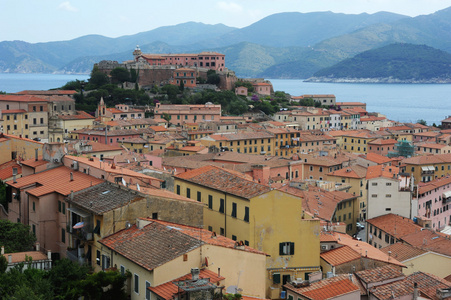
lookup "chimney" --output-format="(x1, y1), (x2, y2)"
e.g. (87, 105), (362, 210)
(35, 243), (40, 251)
(191, 268), (200, 280)
(12, 168), (17, 183)
(8, 255), (12, 263)
(47, 250), (51, 260)
(413, 282), (418, 300)
(70, 172), (73, 181)
(1, 246), (4, 255)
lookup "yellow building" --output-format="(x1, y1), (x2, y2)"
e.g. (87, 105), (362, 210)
(401, 153), (451, 183)
(121, 137), (150, 154)
(327, 165), (368, 221)
(265, 128), (299, 158)
(99, 218), (268, 300)
(200, 131), (275, 155)
(2, 110), (30, 138)
(342, 131), (382, 154)
(174, 165), (321, 299)
(48, 111), (95, 142)
(0, 133), (43, 164)
(291, 110), (331, 131)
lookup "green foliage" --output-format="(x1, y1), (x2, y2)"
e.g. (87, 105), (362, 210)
(110, 67), (130, 83)
(206, 70), (220, 85)
(0, 255), (7, 274)
(417, 119), (427, 126)
(234, 80), (254, 92)
(0, 91), (6, 94)
(161, 84), (181, 103)
(0, 219), (36, 253)
(196, 77), (206, 84)
(313, 43), (451, 80)
(129, 68), (138, 83)
(223, 293), (242, 300)
(78, 270), (127, 300)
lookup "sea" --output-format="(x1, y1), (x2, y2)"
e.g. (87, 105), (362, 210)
(0, 74), (450, 126)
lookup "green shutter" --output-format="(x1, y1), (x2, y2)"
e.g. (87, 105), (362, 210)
(273, 273), (280, 284)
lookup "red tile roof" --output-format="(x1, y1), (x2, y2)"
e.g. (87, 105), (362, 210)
(0, 160), (21, 181)
(366, 165), (399, 180)
(284, 274), (360, 300)
(6, 166), (104, 197)
(369, 272), (451, 300)
(175, 165), (271, 199)
(320, 245), (361, 266)
(355, 265), (404, 285)
(380, 242), (427, 262)
(1, 109), (27, 114)
(149, 269), (224, 300)
(15, 90), (77, 95)
(363, 153), (392, 164)
(2, 251), (49, 263)
(0, 95), (48, 102)
(327, 165), (367, 179)
(366, 214), (422, 240)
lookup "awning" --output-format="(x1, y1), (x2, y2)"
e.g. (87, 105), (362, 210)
(428, 166), (435, 171)
(443, 191), (451, 199)
(421, 166), (429, 171)
(67, 207), (91, 218)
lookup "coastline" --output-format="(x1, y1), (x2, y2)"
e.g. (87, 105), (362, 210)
(304, 77), (451, 84)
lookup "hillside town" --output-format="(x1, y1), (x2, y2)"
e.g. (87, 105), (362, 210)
(1, 50), (451, 300)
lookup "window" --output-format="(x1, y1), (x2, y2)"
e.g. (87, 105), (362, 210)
(231, 202), (237, 218)
(208, 195), (213, 209)
(386, 182), (392, 186)
(58, 201), (61, 212)
(176, 185), (180, 195)
(197, 191), (201, 202)
(220, 227), (225, 236)
(273, 273), (281, 284)
(120, 265), (125, 276)
(372, 182), (377, 186)
(32, 201), (35, 211)
(186, 188), (191, 198)
(219, 198), (225, 213)
(244, 206), (249, 222)
(102, 255), (110, 270)
(279, 242), (294, 255)
(134, 274), (139, 294)
(61, 228), (65, 244)
(96, 250), (101, 265)
(146, 281), (151, 300)
(283, 275), (291, 285)
(232, 235), (237, 241)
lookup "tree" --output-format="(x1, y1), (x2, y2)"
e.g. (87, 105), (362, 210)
(417, 119), (427, 126)
(162, 113), (172, 127)
(206, 70), (220, 85)
(110, 67), (130, 83)
(0, 220), (36, 253)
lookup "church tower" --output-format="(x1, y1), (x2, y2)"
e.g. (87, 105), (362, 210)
(133, 45), (142, 61)
(97, 97), (106, 118)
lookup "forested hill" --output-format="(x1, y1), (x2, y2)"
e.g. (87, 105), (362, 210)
(307, 43), (451, 83)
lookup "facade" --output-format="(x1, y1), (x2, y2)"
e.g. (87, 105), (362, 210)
(99, 218), (267, 300)
(97, 99), (145, 121)
(170, 68), (197, 88)
(0, 133), (43, 164)
(154, 103), (221, 126)
(367, 138), (398, 156)
(200, 131), (274, 155)
(366, 165), (413, 220)
(414, 176), (451, 230)
(400, 153), (451, 183)
(174, 165), (321, 299)
(0, 95), (49, 140)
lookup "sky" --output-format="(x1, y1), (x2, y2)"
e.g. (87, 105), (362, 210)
(2, 0), (451, 43)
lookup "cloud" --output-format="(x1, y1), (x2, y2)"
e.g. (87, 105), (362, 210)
(217, 1), (243, 13)
(58, 1), (79, 12)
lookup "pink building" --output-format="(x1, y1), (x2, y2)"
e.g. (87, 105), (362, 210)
(252, 82), (272, 96)
(96, 98), (144, 121)
(133, 47), (226, 72)
(235, 86), (248, 96)
(72, 128), (142, 147)
(367, 138), (398, 156)
(154, 103), (221, 126)
(415, 176), (451, 230)
(170, 68), (197, 88)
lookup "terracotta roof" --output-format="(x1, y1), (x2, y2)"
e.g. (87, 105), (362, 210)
(327, 165), (367, 179)
(0, 160), (22, 181)
(402, 153), (451, 165)
(366, 165), (399, 180)
(321, 245), (361, 266)
(282, 186), (356, 221)
(6, 166), (104, 197)
(100, 219), (265, 271)
(369, 272), (451, 300)
(355, 265), (404, 285)
(363, 153), (392, 164)
(284, 274), (360, 300)
(320, 231), (405, 267)
(149, 269), (224, 300)
(1, 109), (27, 114)
(368, 138), (398, 145)
(380, 242), (427, 262)
(417, 175), (451, 194)
(401, 229), (451, 257)
(0, 95), (48, 102)
(15, 90), (77, 95)
(175, 165), (271, 199)
(2, 251), (49, 263)
(58, 111), (95, 120)
(366, 214), (421, 240)
(417, 142), (448, 149)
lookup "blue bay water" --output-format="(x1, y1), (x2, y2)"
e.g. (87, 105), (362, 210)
(0, 74), (450, 126)
(270, 79), (451, 126)
(0, 73), (89, 94)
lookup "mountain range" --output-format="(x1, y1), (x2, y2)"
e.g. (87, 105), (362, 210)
(2, 7), (451, 78)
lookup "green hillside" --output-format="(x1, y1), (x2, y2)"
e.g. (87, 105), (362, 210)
(311, 43), (451, 80)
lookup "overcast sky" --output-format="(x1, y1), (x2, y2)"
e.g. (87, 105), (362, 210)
(2, 0), (451, 43)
